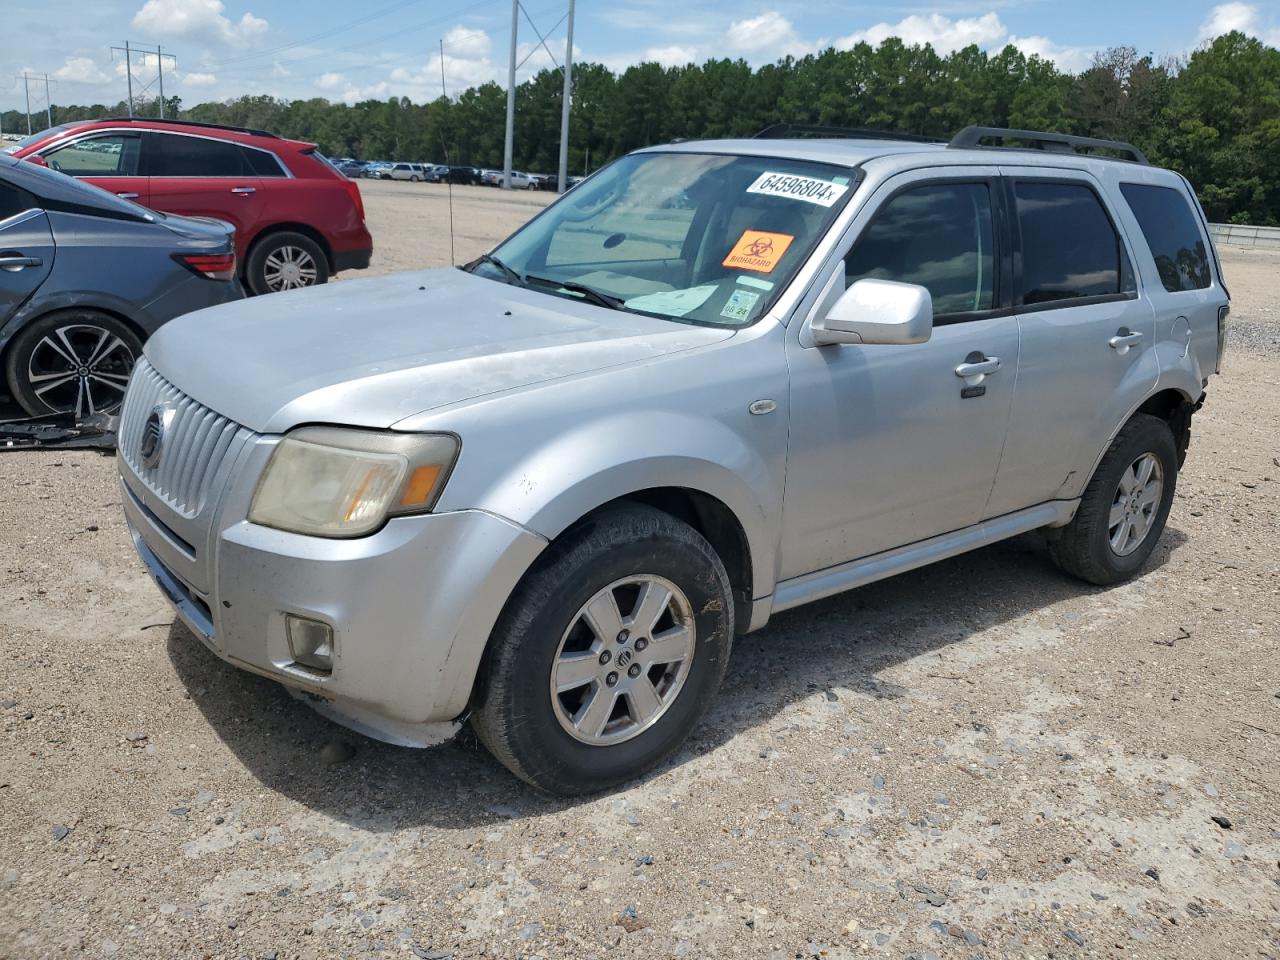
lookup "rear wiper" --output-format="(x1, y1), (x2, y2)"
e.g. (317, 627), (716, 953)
(524, 274), (626, 311)
(471, 253), (524, 286)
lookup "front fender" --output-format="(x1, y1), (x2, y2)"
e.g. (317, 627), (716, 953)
(438, 409), (784, 602)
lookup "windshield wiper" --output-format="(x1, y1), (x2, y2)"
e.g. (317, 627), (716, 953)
(524, 274), (626, 311)
(470, 253), (524, 286)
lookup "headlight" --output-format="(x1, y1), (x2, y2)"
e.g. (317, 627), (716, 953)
(249, 427), (459, 538)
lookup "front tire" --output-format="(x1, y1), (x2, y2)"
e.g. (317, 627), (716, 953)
(245, 232), (329, 295)
(471, 504), (734, 795)
(5, 309), (142, 417)
(1049, 413), (1178, 585)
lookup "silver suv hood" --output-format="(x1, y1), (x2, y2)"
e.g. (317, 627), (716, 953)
(144, 267), (734, 433)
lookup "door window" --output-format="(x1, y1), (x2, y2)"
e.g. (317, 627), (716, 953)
(147, 133), (249, 177)
(1014, 181), (1122, 305)
(843, 182), (996, 318)
(43, 135), (140, 177)
(1119, 183), (1211, 292)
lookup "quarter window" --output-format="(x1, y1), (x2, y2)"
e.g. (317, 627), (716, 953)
(42, 135), (140, 177)
(242, 147), (286, 177)
(147, 133), (249, 177)
(1014, 181), (1122, 305)
(0, 182), (37, 220)
(1119, 183), (1211, 292)
(844, 182), (996, 317)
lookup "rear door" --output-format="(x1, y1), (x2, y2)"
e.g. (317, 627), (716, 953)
(0, 180), (54, 326)
(38, 131), (147, 205)
(985, 168), (1156, 516)
(143, 131), (264, 251)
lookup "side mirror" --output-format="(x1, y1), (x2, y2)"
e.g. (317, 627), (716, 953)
(25, 154), (49, 168)
(811, 277), (933, 346)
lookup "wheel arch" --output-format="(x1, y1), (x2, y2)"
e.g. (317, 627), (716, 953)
(245, 222), (335, 273)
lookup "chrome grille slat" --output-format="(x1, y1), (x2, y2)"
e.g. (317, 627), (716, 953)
(118, 358), (255, 519)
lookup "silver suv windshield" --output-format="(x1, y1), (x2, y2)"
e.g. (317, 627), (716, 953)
(474, 151), (858, 327)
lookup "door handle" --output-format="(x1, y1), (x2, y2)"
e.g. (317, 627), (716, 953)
(954, 356), (1001, 379)
(116, 192), (140, 200)
(230, 186), (256, 195)
(0, 255), (42, 272)
(1109, 329), (1144, 354)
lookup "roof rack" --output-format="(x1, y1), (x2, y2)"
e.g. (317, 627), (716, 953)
(948, 126), (1149, 164)
(754, 123), (944, 144)
(100, 116), (280, 139)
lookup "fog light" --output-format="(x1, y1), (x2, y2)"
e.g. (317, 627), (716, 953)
(286, 615), (334, 673)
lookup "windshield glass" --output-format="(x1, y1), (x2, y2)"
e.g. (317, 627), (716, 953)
(2, 124), (77, 155)
(478, 151), (857, 327)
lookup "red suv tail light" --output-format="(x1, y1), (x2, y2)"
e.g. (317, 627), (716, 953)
(174, 252), (237, 281)
(342, 177), (366, 222)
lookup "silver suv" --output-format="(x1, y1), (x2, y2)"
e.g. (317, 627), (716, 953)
(117, 126), (1228, 794)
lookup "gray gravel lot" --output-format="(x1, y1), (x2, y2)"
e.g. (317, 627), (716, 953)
(1, 182), (1278, 959)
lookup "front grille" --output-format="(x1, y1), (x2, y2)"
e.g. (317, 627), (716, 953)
(118, 358), (255, 518)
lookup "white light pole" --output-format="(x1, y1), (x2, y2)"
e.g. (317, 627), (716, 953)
(556, 0), (575, 193)
(503, 0), (518, 189)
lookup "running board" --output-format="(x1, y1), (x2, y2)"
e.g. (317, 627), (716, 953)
(770, 500), (1078, 614)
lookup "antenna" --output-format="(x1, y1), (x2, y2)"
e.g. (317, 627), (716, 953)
(439, 38), (456, 266)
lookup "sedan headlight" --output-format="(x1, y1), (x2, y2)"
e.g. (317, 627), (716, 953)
(249, 427), (459, 538)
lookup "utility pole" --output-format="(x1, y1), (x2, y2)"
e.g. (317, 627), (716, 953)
(503, 0), (517, 189)
(23, 74), (32, 134)
(556, 0), (575, 193)
(43, 74), (52, 129)
(110, 41), (136, 115)
(157, 45), (166, 118)
(110, 42), (176, 117)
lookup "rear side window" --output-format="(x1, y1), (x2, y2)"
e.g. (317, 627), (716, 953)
(242, 147), (286, 177)
(147, 133), (248, 177)
(844, 182), (996, 317)
(0, 182), (38, 220)
(1014, 181), (1121, 305)
(1119, 183), (1211, 292)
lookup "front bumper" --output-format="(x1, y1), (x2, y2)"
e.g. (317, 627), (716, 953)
(122, 474), (546, 746)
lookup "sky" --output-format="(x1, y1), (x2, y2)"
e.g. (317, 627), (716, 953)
(4, 0), (1280, 116)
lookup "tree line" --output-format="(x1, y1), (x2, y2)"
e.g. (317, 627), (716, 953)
(4, 31), (1277, 223)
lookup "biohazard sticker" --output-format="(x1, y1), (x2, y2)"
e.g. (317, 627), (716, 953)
(722, 230), (794, 273)
(746, 171), (849, 207)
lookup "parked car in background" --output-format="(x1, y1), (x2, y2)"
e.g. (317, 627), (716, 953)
(115, 126), (1228, 794)
(0, 154), (239, 417)
(479, 168), (501, 186)
(385, 163), (426, 182)
(444, 165), (483, 186)
(363, 162), (391, 179)
(335, 159), (368, 179)
(480, 169), (538, 189)
(6, 118), (372, 296)
(423, 164), (447, 183)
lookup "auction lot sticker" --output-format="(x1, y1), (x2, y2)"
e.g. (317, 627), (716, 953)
(723, 230), (794, 273)
(746, 171), (849, 207)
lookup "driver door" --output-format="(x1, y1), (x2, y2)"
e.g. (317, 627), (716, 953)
(779, 168), (1019, 579)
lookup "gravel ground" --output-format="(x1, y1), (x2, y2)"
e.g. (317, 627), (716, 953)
(1, 181), (1278, 960)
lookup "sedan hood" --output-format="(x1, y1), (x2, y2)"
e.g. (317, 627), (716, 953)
(144, 268), (733, 433)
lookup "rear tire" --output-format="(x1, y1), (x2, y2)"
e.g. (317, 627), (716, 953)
(245, 232), (329, 296)
(5, 309), (142, 417)
(1049, 414), (1178, 585)
(471, 504), (734, 795)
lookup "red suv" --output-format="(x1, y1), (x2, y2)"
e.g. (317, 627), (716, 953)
(7, 118), (372, 295)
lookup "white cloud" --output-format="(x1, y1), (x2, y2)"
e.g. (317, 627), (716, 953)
(132, 0), (268, 47)
(644, 45), (699, 67)
(838, 12), (1006, 54)
(54, 56), (111, 85)
(727, 11), (805, 58)
(442, 24), (490, 59)
(316, 72), (346, 91)
(271, 61), (291, 78)
(182, 71), (218, 87)
(1008, 35), (1095, 73)
(1197, 2), (1280, 45)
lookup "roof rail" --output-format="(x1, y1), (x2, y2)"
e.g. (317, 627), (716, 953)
(754, 123), (944, 144)
(100, 116), (280, 139)
(948, 126), (1149, 164)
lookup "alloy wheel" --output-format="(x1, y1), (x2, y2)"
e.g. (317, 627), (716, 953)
(262, 245), (319, 291)
(549, 575), (696, 745)
(26, 324), (135, 417)
(1109, 452), (1164, 556)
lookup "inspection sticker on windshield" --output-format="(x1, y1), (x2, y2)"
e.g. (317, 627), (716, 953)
(720, 289), (760, 322)
(746, 171), (849, 207)
(723, 230), (794, 273)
